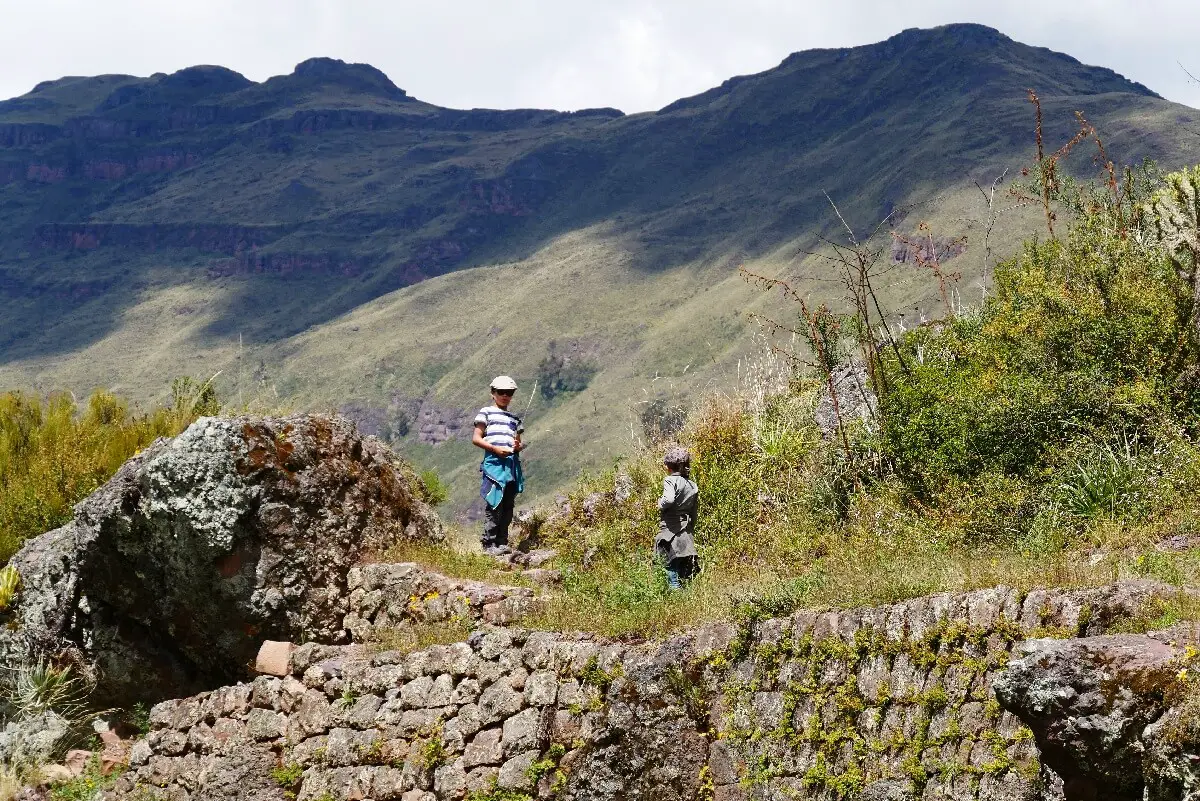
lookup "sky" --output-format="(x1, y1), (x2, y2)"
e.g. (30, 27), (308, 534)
(1, 0), (1199, 113)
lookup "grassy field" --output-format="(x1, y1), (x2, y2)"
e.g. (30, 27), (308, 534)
(0, 379), (218, 562)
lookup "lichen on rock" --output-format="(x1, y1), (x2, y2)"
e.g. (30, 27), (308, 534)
(0, 414), (443, 709)
(995, 625), (1200, 801)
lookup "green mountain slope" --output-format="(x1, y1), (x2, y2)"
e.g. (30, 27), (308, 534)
(1, 23), (1198, 514)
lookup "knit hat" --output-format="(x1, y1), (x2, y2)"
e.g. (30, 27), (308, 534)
(663, 446), (691, 468)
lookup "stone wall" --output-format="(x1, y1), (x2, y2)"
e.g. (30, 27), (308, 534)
(343, 563), (539, 640)
(111, 582), (1168, 801)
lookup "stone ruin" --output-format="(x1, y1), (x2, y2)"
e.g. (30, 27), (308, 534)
(110, 581), (1200, 801)
(1, 414), (1198, 801)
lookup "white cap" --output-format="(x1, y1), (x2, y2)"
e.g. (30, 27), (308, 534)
(490, 375), (518, 391)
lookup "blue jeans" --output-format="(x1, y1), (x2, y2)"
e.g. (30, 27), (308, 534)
(662, 555), (699, 590)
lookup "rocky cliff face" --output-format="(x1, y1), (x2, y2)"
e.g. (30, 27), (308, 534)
(996, 628), (1200, 801)
(0, 415), (444, 708)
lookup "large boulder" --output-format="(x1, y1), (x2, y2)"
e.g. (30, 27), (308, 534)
(0, 415), (443, 708)
(0, 711), (70, 766)
(994, 630), (1199, 801)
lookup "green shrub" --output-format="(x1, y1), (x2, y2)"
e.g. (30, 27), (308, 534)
(536, 344), (597, 400)
(271, 762), (304, 796)
(418, 469), (450, 506)
(1131, 551), (1185, 585)
(1, 658), (107, 762)
(0, 380), (216, 563)
(882, 169), (1199, 496)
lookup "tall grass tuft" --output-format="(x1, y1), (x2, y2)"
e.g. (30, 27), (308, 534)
(1056, 435), (1153, 520)
(0, 379), (218, 563)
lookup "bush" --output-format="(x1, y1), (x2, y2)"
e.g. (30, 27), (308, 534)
(536, 344), (597, 400)
(419, 468), (450, 506)
(0, 380), (218, 563)
(882, 171), (1199, 494)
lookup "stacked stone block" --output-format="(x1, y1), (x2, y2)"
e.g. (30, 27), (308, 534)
(342, 563), (538, 641)
(112, 582), (1162, 801)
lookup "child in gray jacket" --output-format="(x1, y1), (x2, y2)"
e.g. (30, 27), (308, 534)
(656, 446), (699, 589)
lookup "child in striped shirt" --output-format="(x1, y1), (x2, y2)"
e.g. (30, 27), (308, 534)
(472, 375), (526, 554)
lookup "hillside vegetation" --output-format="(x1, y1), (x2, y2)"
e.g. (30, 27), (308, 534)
(505, 161), (1200, 638)
(0, 378), (217, 562)
(2, 24), (1200, 510)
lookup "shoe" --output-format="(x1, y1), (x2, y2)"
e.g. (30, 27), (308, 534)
(494, 545), (512, 555)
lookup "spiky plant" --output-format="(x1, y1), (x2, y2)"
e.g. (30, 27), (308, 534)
(1148, 165), (1200, 291)
(3, 659), (94, 724)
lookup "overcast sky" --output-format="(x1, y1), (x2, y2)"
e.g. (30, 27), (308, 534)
(2, 0), (1198, 113)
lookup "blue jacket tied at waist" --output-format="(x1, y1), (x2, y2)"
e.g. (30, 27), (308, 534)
(480, 453), (523, 509)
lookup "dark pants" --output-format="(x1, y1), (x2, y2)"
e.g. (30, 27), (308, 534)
(483, 480), (519, 548)
(662, 555), (699, 589)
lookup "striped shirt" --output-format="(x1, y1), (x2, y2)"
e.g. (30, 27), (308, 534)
(474, 406), (523, 450)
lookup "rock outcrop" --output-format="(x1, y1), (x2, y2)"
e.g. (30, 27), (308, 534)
(108, 582), (1180, 801)
(995, 624), (1200, 801)
(814, 361), (878, 441)
(0, 415), (443, 708)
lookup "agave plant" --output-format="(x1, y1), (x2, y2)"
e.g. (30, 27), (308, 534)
(3, 659), (95, 723)
(1055, 435), (1149, 520)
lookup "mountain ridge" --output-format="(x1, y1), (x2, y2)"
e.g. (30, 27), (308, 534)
(0, 23), (1197, 511)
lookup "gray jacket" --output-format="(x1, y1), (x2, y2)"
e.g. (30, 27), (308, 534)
(656, 474), (698, 560)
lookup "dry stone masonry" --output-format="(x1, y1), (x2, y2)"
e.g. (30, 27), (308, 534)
(343, 563), (539, 641)
(110, 581), (1194, 801)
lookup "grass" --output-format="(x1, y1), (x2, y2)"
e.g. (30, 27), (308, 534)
(380, 535), (533, 589)
(365, 619), (474, 657)
(380, 385), (1200, 641)
(0, 765), (20, 801)
(0, 378), (218, 563)
(1107, 591), (1200, 635)
(510, 387), (1200, 639)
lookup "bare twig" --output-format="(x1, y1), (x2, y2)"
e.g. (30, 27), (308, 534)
(973, 168), (1008, 271)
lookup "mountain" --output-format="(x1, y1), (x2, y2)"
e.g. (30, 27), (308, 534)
(1, 23), (1197, 513)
